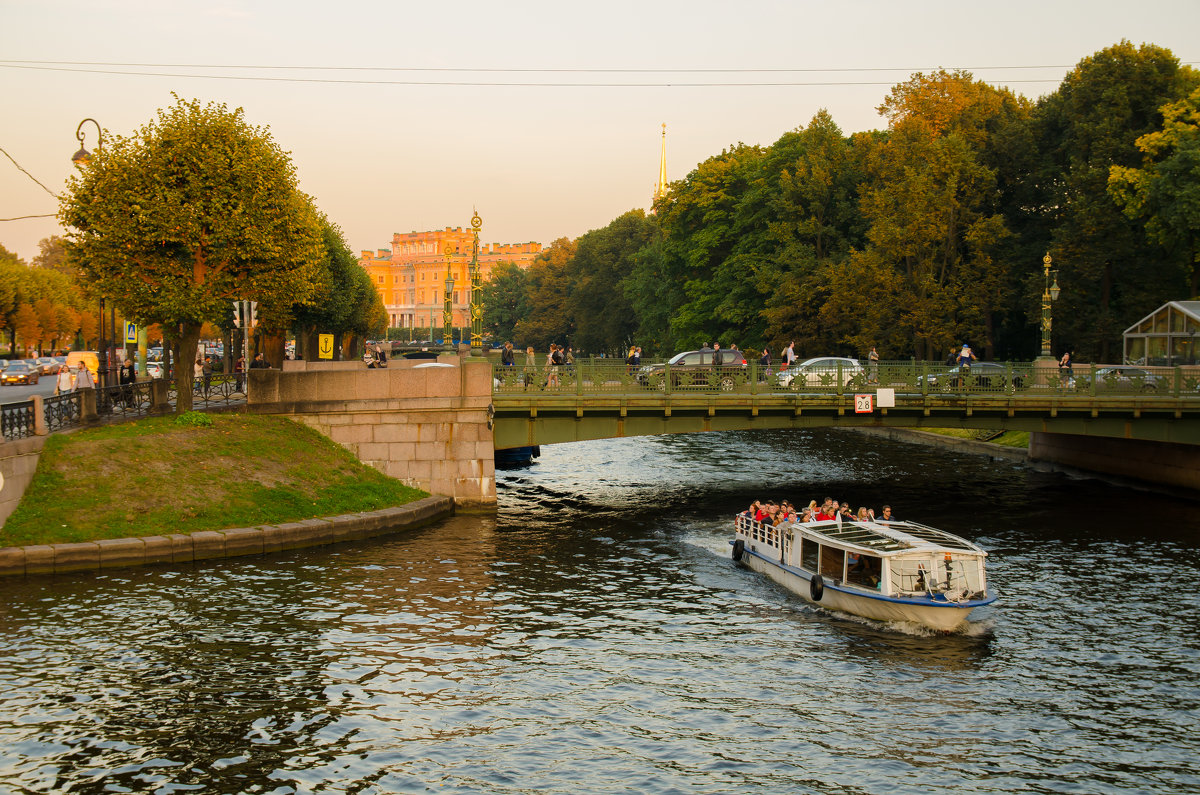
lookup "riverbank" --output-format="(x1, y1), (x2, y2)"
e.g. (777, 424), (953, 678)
(852, 426), (1029, 462)
(0, 413), (431, 547)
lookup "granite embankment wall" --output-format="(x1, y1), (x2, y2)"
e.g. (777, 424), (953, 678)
(0, 434), (47, 527)
(0, 495), (453, 578)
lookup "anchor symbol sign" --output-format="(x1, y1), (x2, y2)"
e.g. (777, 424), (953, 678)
(318, 333), (334, 360)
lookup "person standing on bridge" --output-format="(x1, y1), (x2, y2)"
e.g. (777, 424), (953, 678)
(501, 342), (515, 367)
(868, 346), (880, 384)
(783, 341), (797, 368)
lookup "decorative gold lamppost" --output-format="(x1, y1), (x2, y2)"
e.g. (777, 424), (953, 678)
(443, 243), (456, 347)
(1040, 252), (1061, 358)
(469, 211), (483, 354)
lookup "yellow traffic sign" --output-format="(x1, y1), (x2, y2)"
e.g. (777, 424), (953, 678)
(318, 334), (334, 360)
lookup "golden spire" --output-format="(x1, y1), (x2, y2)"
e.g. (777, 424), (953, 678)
(653, 123), (667, 206)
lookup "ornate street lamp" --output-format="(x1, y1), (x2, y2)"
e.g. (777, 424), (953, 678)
(443, 243), (456, 347)
(469, 211), (483, 354)
(72, 118), (108, 388)
(1040, 252), (1061, 358)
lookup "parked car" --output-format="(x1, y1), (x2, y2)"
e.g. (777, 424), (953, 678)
(146, 361), (165, 379)
(918, 362), (1028, 391)
(1075, 366), (1166, 393)
(776, 357), (863, 389)
(637, 348), (747, 391)
(2, 361), (39, 385)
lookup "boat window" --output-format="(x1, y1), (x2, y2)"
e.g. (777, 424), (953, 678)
(800, 538), (819, 571)
(819, 545), (844, 580)
(845, 552), (882, 590)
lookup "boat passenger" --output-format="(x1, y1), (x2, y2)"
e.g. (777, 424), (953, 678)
(856, 507), (871, 521)
(742, 501), (761, 518)
(800, 508), (813, 523)
(878, 505), (895, 522)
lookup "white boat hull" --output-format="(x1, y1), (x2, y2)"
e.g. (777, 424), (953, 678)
(737, 544), (982, 632)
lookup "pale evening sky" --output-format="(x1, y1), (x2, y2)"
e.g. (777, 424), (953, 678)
(1, 0), (1197, 264)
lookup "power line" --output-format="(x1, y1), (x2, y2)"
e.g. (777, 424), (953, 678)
(0, 59), (1105, 73)
(1, 145), (59, 198)
(0, 62), (1078, 87)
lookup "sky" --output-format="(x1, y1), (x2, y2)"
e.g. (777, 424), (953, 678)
(2, 0), (1198, 265)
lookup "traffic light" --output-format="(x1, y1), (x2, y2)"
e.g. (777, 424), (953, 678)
(231, 300), (242, 328)
(248, 301), (258, 328)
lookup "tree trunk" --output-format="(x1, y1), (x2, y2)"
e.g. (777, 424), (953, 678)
(261, 330), (286, 368)
(174, 322), (202, 414)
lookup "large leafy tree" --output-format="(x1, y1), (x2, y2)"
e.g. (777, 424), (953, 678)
(480, 261), (531, 344)
(1108, 85), (1200, 295)
(59, 96), (324, 410)
(567, 209), (658, 356)
(1030, 42), (1198, 360)
(514, 238), (576, 348)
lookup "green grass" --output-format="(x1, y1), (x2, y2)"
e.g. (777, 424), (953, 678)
(922, 427), (1030, 447)
(2, 414), (428, 547)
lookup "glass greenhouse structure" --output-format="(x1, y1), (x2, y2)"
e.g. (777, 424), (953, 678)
(1122, 301), (1200, 365)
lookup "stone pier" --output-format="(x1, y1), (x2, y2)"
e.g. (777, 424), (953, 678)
(246, 356), (496, 508)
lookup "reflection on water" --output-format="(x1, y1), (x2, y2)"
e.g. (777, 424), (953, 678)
(1, 429), (1198, 794)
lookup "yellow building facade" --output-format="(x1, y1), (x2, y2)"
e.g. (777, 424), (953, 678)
(360, 227), (542, 330)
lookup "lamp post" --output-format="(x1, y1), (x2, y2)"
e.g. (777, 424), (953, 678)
(443, 243), (456, 348)
(1040, 252), (1061, 358)
(72, 118), (107, 388)
(469, 211), (483, 355)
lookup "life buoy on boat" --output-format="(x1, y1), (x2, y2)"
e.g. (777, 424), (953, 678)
(731, 539), (745, 561)
(810, 574), (825, 601)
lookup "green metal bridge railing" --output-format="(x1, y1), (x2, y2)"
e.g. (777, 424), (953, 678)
(492, 359), (1200, 400)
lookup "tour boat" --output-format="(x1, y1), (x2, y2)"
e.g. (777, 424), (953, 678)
(731, 514), (997, 632)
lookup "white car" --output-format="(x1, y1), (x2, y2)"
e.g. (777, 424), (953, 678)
(776, 357), (863, 388)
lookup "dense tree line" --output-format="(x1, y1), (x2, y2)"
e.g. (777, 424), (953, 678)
(484, 41), (1199, 363)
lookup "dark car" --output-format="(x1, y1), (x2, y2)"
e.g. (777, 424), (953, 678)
(1075, 366), (1166, 393)
(918, 362), (1028, 392)
(2, 361), (39, 385)
(34, 356), (59, 375)
(637, 348), (747, 391)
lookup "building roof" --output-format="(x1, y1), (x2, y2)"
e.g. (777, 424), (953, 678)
(1123, 301), (1200, 335)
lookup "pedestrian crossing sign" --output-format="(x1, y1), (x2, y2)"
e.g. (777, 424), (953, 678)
(124, 321), (137, 344)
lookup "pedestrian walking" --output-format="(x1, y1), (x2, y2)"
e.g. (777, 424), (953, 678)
(55, 363), (75, 394)
(75, 363), (95, 390)
(234, 354), (246, 392)
(868, 346), (879, 384)
(201, 356), (213, 396)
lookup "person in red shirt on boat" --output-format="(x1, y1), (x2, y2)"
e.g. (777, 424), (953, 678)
(814, 498), (837, 521)
(754, 503), (771, 523)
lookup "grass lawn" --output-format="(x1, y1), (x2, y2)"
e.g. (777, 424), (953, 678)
(1, 413), (428, 547)
(922, 427), (1030, 448)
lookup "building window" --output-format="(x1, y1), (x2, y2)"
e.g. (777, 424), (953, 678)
(377, 276), (384, 284)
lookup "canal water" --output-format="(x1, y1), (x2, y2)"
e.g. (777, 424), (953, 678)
(1, 429), (1198, 794)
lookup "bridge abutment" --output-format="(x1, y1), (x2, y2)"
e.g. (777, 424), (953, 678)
(248, 358), (496, 509)
(1029, 431), (1200, 492)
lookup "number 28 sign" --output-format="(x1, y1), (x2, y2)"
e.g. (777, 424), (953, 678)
(854, 394), (874, 414)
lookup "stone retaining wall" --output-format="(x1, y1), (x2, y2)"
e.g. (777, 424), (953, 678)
(0, 434), (47, 527)
(0, 495), (453, 578)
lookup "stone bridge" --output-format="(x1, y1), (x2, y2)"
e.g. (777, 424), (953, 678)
(247, 357), (1200, 506)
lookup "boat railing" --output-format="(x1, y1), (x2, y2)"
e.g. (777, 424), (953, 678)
(735, 514), (786, 550)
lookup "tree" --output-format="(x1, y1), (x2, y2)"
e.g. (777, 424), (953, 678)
(1108, 85), (1200, 295)
(567, 210), (658, 355)
(480, 261), (530, 344)
(32, 235), (75, 279)
(1030, 41), (1198, 359)
(14, 303), (40, 355)
(515, 238), (575, 348)
(59, 96), (324, 409)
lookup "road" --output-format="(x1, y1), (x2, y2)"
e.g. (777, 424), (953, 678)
(0, 379), (58, 404)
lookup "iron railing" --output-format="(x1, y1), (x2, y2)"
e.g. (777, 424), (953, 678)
(492, 359), (1200, 399)
(96, 382), (155, 420)
(1, 400), (36, 441)
(166, 374), (247, 410)
(44, 392), (82, 433)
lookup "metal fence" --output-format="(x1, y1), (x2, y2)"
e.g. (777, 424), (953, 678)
(492, 359), (1200, 398)
(96, 382), (155, 420)
(44, 393), (82, 433)
(1, 400), (36, 441)
(166, 374), (247, 409)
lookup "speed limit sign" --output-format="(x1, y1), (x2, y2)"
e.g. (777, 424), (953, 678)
(854, 394), (874, 414)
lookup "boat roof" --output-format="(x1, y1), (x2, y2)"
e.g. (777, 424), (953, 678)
(797, 519), (986, 556)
